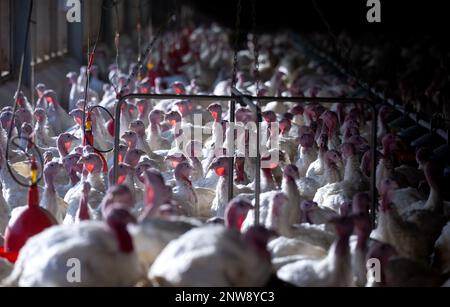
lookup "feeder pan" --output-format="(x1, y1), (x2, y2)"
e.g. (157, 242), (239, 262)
(4, 205), (57, 253)
(3, 158), (58, 254)
(0, 246), (18, 263)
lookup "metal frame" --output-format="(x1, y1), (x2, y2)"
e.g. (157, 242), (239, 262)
(113, 93), (378, 226)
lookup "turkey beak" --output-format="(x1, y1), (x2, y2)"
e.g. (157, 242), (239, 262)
(78, 157), (86, 164)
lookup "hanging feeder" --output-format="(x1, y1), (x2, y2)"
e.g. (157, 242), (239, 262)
(3, 158), (57, 257)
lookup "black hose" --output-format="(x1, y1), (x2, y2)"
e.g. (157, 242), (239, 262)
(5, 0), (45, 188)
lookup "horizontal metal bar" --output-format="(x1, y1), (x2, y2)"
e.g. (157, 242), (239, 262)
(118, 92), (373, 105)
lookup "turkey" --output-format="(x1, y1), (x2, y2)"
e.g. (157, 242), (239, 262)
(300, 200), (338, 226)
(277, 216), (355, 287)
(295, 130), (317, 177)
(59, 153), (82, 197)
(241, 164), (302, 232)
(64, 153), (106, 216)
(306, 133), (329, 184)
(130, 196), (251, 272)
(313, 143), (367, 212)
(264, 193), (328, 269)
(399, 161), (448, 239)
(3, 204), (144, 286)
(432, 222), (450, 275)
(42, 90), (73, 135)
(371, 178), (436, 262)
(149, 224), (275, 287)
(366, 241), (444, 287)
(208, 156), (253, 217)
(64, 181), (92, 224)
(0, 146), (29, 210)
(351, 209), (372, 287)
(147, 109), (171, 151)
(33, 108), (56, 148)
(75, 181), (91, 222)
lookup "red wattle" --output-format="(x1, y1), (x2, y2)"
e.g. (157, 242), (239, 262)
(106, 119), (115, 137)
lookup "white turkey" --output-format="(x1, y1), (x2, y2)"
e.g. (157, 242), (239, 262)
(277, 215), (355, 287)
(149, 224), (275, 287)
(3, 204), (144, 286)
(39, 161), (68, 224)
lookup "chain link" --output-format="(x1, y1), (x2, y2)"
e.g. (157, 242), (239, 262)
(231, 0), (242, 88)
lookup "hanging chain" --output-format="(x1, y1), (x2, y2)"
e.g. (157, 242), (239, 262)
(231, 0), (242, 88)
(114, 3), (121, 76)
(251, 0), (259, 96)
(311, 0), (352, 71)
(117, 14), (176, 98)
(81, 0), (113, 154)
(136, 0), (142, 80)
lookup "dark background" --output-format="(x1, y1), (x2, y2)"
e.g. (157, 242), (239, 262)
(186, 0), (447, 36)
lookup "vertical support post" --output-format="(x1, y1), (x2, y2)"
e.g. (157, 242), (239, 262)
(254, 100), (261, 225)
(370, 103), (378, 228)
(113, 96), (126, 184)
(227, 99), (236, 202)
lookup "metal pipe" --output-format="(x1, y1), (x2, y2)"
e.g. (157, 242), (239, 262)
(113, 92), (370, 104)
(254, 101), (261, 226)
(228, 98), (236, 203)
(370, 104), (378, 228)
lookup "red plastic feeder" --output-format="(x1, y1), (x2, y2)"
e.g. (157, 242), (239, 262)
(0, 247), (18, 263)
(3, 158), (57, 256)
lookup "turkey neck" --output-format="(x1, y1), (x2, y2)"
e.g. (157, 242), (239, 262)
(177, 173), (196, 197)
(262, 169), (277, 190)
(68, 169), (80, 185)
(324, 162), (341, 184)
(344, 155), (360, 182)
(149, 121), (160, 135)
(35, 122), (46, 138)
(190, 157), (203, 180)
(108, 223), (134, 254)
(235, 162), (247, 183)
(300, 146), (315, 160)
(44, 172), (56, 194)
(302, 210), (314, 224)
(424, 165), (442, 211)
(87, 171), (105, 192)
(356, 228), (369, 251)
(57, 140), (70, 157)
(377, 114), (388, 140)
(329, 233), (351, 264)
(77, 192), (90, 221)
(281, 174), (300, 211)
